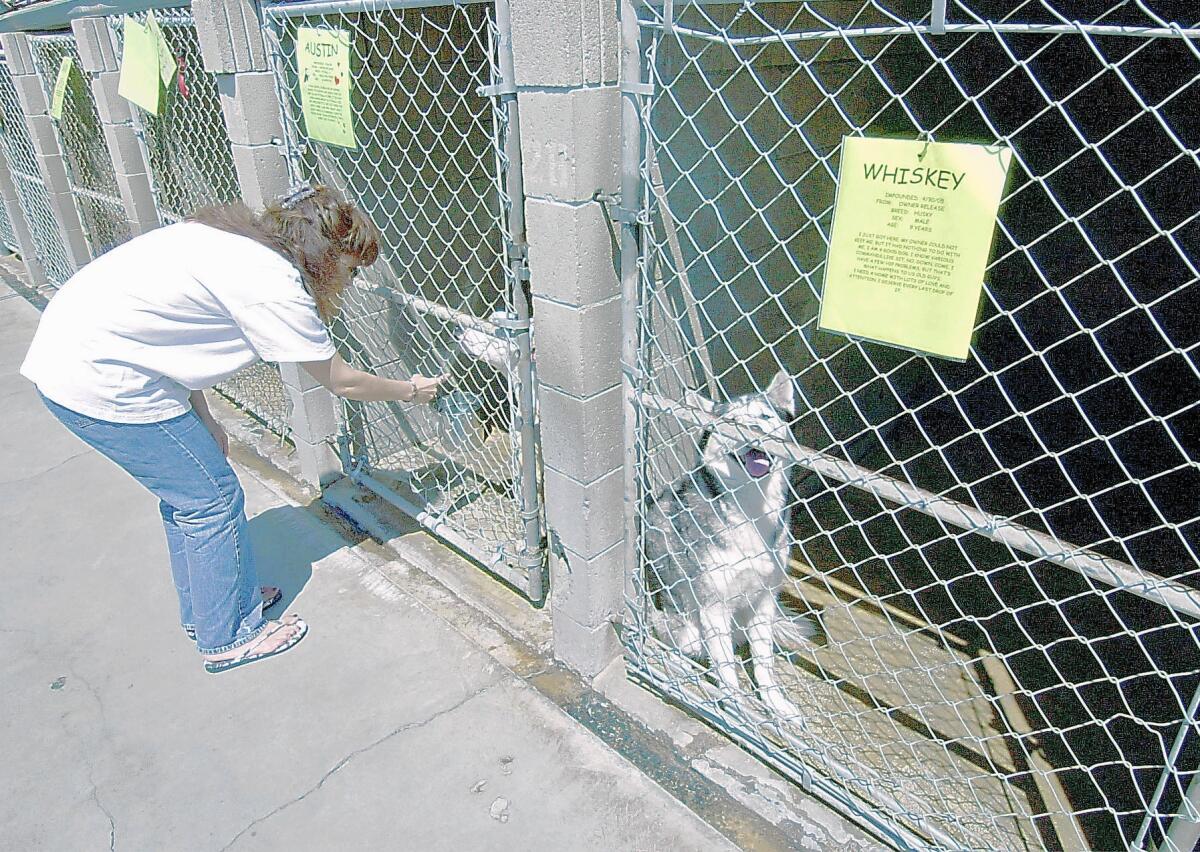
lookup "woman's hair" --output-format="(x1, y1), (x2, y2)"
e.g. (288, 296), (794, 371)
(189, 185), (380, 320)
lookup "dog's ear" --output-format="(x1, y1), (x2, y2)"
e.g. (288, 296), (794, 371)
(684, 387), (716, 415)
(765, 371), (796, 417)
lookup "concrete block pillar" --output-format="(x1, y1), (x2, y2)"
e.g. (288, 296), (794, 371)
(509, 1), (624, 678)
(278, 362), (343, 488)
(193, 0), (288, 210)
(190, 0), (341, 489)
(0, 31), (91, 270)
(69, 18), (160, 236)
(0, 142), (50, 289)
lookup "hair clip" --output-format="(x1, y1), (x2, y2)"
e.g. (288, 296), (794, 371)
(279, 183), (318, 210)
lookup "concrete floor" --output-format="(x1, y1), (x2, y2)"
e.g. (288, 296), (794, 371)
(0, 278), (740, 850)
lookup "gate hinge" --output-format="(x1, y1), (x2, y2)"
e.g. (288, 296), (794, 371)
(477, 81), (517, 98)
(620, 80), (654, 97)
(491, 312), (531, 334)
(505, 238), (528, 261)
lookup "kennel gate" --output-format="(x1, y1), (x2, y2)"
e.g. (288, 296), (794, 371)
(107, 9), (294, 440)
(262, 0), (545, 598)
(619, 1), (1200, 849)
(0, 58), (76, 287)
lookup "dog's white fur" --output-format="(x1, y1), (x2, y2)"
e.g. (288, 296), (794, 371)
(645, 371), (815, 722)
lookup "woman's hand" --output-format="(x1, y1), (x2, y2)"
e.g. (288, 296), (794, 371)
(302, 354), (451, 405)
(405, 374), (449, 404)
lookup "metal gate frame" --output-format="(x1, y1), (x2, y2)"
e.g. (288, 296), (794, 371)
(618, 2), (1200, 850)
(262, 0), (545, 600)
(107, 9), (295, 441)
(0, 58), (75, 287)
(27, 31), (130, 257)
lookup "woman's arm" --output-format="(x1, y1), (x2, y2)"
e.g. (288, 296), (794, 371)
(190, 390), (229, 456)
(301, 353), (446, 403)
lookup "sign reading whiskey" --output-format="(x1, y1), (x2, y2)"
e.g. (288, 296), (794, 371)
(818, 136), (1012, 360)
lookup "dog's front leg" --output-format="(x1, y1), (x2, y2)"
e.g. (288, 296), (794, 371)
(698, 604), (742, 710)
(747, 602), (801, 725)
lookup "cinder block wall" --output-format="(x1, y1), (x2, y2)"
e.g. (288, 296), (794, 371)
(509, 0), (626, 678)
(70, 18), (160, 236)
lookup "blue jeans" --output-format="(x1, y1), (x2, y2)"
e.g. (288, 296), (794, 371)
(39, 393), (266, 654)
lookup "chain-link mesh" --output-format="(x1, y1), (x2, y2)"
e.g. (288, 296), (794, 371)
(108, 10), (293, 440)
(264, 0), (544, 594)
(109, 10), (240, 222)
(29, 34), (130, 257)
(622, 2), (1200, 849)
(0, 60), (75, 287)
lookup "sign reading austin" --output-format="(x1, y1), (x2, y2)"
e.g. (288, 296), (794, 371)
(297, 28), (356, 150)
(818, 136), (1012, 361)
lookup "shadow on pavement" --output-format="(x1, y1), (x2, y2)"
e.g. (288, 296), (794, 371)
(246, 503), (348, 614)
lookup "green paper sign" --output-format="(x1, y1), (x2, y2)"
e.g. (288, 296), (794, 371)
(49, 56), (73, 121)
(146, 13), (177, 89)
(297, 27), (356, 149)
(117, 16), (161, 115)
(818, 136), (1013, 360)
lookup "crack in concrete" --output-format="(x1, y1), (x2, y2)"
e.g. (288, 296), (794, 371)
(90, 784), (117, 852)
(64, 670), (118, 850)
(0, 450), (90, 485)
(218, 682), (497, 851)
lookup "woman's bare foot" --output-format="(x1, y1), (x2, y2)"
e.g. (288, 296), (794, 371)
(202, 615), (306, 670)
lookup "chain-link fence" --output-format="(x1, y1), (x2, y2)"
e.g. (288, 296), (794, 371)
(0, 57), (75, 287)
(620, 1), (1200, 849)
(108, 9), (292, 440)
(29, 33), (130, 257)
(263, 0), (545, 597)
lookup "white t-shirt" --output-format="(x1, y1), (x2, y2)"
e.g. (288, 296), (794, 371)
(20, 222), (336, 423)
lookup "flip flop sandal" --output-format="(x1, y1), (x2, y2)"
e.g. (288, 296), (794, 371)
(203, 617), (308, 675)
(183, 587), (282, 641)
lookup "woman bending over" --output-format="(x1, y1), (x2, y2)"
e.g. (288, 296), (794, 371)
(21, 184), (444, 673)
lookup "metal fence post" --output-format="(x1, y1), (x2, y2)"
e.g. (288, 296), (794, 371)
(493, 0), (544, 600)
(0, 31), (90, 272)
(70, 17), (159, 237)
(509, 0), (624, 676)
(617, 0), (644, 645)
(1161, 768), (1200, 852)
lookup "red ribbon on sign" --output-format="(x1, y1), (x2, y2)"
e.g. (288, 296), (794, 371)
(176, 56), (190, 99)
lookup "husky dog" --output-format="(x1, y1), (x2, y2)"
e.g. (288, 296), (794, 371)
(643, 371), (817, 721)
